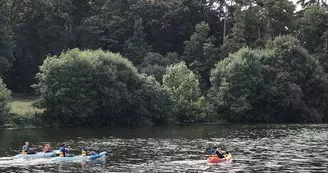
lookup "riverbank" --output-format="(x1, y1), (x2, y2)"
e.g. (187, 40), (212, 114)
(4, 94), (327, 128)
(9, 95), (43, 116)
(4, 95), (44, 128)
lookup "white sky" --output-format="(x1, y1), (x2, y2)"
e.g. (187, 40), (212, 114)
(290, 0), (302, 11)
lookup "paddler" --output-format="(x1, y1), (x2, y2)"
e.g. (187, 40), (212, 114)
(59, 144), (69, 157)
(217, 148), (228, 158)
(22, 142), (35, 155)
(211, 145), (228, 158)
(81, 147), (96, 156)
(43, 144), (53, 153)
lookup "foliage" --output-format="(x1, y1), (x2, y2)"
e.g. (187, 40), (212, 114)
(0, 78), (11, 125)
(163, 62), (206, 123)
(210, 36), (327, 123)
(0, 20), (13, 76)
(297, 5), (328, 53)
(209, 48), (265, 122)
(139, 52), (179, 83)
(221, 0), (295, 57)
(1, 0), (328, 125)
(183, 22), (220, 91)
(264, 36), (327, 122)
(123, 18), (150, 65)
(6, 113), (47, 128)
(34, 49), (174, 126)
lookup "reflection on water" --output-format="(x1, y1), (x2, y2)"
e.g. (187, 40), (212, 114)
(0, 124), (327, 172)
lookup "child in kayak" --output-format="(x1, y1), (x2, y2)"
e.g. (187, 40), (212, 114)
(43, 144), (53, 153)
(59, 144), (69, 157)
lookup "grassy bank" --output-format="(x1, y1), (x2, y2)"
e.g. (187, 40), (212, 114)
(5, 95), (44, 128)
(9, 95), (43, 116)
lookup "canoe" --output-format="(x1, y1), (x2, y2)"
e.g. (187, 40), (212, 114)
(51, 151), (107, 162)
(14, 150), (59, 159)
(207, 153), (232, 163)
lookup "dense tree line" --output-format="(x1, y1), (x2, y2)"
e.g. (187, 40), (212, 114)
(0, 0), (327, 126)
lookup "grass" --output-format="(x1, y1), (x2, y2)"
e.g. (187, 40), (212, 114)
(9, 95), (43, 116)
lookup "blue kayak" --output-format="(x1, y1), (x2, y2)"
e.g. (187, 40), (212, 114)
(51, 151), (107, 162)
(14, 150), (59, 159)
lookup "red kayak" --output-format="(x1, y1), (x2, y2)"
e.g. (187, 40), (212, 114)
(207, 153), (232, 163)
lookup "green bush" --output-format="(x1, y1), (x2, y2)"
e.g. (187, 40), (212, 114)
(0, 78), (11, 125)
(7, 113), (50, 128)
(163, 62), (206, 123)
(263, 36), (327, 122)
(139, 52), (179, 83)
(209, 48), (265, 122)
(34, 49), (174, 126)
(210, 36), (327, 123)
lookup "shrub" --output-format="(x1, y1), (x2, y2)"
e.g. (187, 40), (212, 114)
(0, 78), (11, 125)
(163, 62), (205, 123)
(34, 49), (174, 126)
(209, 36), (327, 123)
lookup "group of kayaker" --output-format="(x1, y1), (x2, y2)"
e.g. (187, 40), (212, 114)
(21, 142), (97, 157)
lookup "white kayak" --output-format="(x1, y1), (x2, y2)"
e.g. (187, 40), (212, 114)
(14, 150), (59, 159)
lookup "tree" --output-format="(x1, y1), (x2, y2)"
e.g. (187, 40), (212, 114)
(210, 36), (327, 123)
(220, 6), (247, 58)
(0, 0), (14, 76)
(183, 22), (220, 91)
(34, 49), (174, 126)
(209, 48), (265, 122)
(221, 0), (295, 57)
(139, 52), (179, 83)
(163, 62), (206, 123)
(123, 18), (150, 65)
(4, 0), (74, 92)
(297, 5), (328, 53)
(0, 78), (11, 125)
(134, 75), (177, 125)
(81, 0), (131, 52)
(263, 36), (327, 122)
(129, 0), (220, 54)
(262, 0), (295, 38)
(0, 18), (13, 76)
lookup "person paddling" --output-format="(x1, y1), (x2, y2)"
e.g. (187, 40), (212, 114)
(210, 146), (228, 158)
(43, 144), (53, 153)
(217, 148), (228, 158)
(22, 142), (35, 155)
(81, 147), (96, 156)
(59, 144), (69, 157)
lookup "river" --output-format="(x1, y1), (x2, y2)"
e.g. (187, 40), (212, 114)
(0, 124), (327, 172)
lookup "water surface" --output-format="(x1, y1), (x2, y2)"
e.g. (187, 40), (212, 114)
(0, 124), (327, 172)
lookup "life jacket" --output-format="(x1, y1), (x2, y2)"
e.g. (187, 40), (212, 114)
(210, 149), (218, 157)
(59, 151), (64, 157)
(22, 145), (28, 155)
(82, 150), (87, 156)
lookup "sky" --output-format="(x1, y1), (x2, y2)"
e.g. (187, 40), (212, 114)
(290, 0), (302, 11)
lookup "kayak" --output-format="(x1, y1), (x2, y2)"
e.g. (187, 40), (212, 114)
(51, 151), (107, 162)
(207, 153), (232, 163)
(14, 150), (59, 159)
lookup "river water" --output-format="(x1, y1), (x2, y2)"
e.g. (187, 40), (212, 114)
(0, 124), (327, 172)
